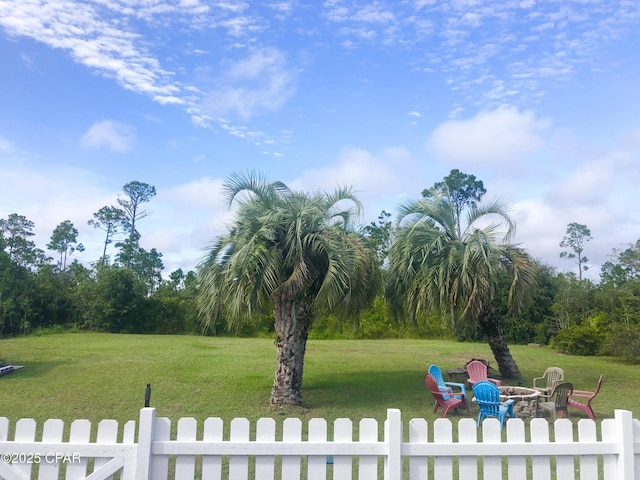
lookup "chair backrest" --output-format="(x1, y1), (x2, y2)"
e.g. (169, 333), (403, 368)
(552, 382), (573, 409)
(428, 364), (446, 388)
(472, 380), (501, 416)
(544, 367), (564, 389)
(590, 375), (603, 398)
(424, 373), (441, 396)
(466, 360), (488, 382)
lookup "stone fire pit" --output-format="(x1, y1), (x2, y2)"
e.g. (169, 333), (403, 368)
(499, 386), (540, 418)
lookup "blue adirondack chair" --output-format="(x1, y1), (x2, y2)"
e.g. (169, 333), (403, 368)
(428, 364), (468, 401)
(472, 380), (515, 429)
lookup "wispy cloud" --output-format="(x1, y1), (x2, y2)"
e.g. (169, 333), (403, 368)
(0, 0), (185, 99)
(321, 0), (640, 107)
(0, 137), (14, 153)
(1, 0), (638, 150)
(0, 0), (296, 145)
(80, 120), (136, 152)
(202, 47), (300, 121)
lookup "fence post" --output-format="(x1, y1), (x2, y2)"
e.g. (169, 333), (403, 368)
(134, 407), (156, 480)
(614, 409), (634, 480)
(385, 408), (402, 480)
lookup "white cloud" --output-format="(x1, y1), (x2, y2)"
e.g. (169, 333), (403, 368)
(160, 177), (227, 209)
(0, 161), (118, 265)
(203, 48), (300, 121)
(290, 146), (422, 222)
(80, 120), (135, 152)
(507, 135), (640, 280)
(0, 137), (14, 153)
(425, 106), (550, 167)
(0, 0), (184, 99)
(143, 178), (236, 272)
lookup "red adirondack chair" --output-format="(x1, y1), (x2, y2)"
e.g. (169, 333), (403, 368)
(466, 360), (501, 386)
(567, 375), (603, 420)
(424, 373), (470, 418)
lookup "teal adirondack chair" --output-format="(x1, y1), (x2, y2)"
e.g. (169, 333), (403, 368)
(472, 380), (514, 429)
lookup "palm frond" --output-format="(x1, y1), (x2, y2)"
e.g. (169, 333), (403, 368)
(197, 173), (380, 332)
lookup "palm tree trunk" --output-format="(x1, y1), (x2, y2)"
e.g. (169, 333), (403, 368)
(270, 294), (312, 405)
(477, 306), (524, 385)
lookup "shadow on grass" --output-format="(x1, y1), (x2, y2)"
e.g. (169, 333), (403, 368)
(303, 369), (426, 409)
(0, 361), (65, 380)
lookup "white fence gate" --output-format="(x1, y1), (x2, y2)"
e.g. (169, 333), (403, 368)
(1, 408), (639, 479)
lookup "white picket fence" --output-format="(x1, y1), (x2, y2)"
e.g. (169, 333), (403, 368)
(1, 407), (639, 480)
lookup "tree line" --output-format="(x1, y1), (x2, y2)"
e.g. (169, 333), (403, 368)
(1, 173), (639, 387)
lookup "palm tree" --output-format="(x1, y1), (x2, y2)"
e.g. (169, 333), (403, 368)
(197, 172), (381, 405)
(386, 192), (537, 383)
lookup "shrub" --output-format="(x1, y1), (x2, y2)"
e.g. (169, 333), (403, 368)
(600, 324), (640, 363)
(551, 325), (602, 356)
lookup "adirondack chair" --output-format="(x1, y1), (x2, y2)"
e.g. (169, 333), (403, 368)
(428, 364), (468, 401)
(424, 373), (470, 418)
(532, 367), (564, 400)
(471, 380), (514, 429)
(567, 375), (602, 420)
(539, 382), (573, 421)
(466, 360), (501, 386)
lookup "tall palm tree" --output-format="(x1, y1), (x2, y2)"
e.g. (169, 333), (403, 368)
(387, 193), (537, 383)
(197, 172), (381, 405)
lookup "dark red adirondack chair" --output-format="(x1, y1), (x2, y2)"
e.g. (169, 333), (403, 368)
(567, 375), (603, 420)
(424, 373), (470, 418)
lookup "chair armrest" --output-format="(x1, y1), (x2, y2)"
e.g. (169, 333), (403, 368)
(444, 381), (466, 392)
(503, 399), (515, 406)
(533, 386), (551, 394)
(570, 390), (593, 398)
(532, 376), (544, 387)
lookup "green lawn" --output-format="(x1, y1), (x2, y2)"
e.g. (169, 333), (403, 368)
(0, 333), (636, 427)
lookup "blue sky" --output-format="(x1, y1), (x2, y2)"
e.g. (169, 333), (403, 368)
(1, 0), (639, 280)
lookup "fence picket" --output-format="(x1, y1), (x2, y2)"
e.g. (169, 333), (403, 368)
(529, 419), (551, 480)
(613, 410), (635, 480)
(256, 418), (276, 479)
(229, 418), (249, 480)
(433, 418), (453, 480)
(282, 418), (302, 480)
(553, 419), (574, 478)
(38, 419), (64, 480)
(633, 418), (640, 480)
(201, 418), (223, 480)
(333, 418), (352, 480)
(175, 418), (197, 480)
(480, 419), (502, 479)
(358, 418), (378, 480)
(122, 420), (136, 480)
(601, 418), (617, 479)
(408, 418), (428, 480)
(65, 420), (91, 480)
(150, 417), (170, 480)
(578, 419), (598, 480)
(384, 409), (402, 480)
(458, 418), (478, 480)
(93, 420), (119, 480)
(307, 418), (327, 480)
(14, 418), (37, 480)
(506, 419), (526, 480)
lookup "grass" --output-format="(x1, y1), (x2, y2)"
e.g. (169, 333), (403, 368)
(0, 333), (637, 428)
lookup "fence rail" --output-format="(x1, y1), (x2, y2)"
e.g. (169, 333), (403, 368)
(1, 408), (639, 479)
